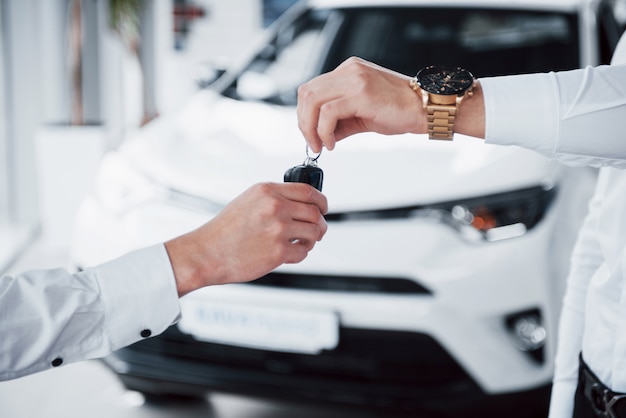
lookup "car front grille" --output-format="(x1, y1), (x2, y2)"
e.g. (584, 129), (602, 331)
(246, 272), (432, 294)
(121, 326), (478, 400)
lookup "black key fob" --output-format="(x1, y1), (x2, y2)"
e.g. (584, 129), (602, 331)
(284, 164), (324, 191)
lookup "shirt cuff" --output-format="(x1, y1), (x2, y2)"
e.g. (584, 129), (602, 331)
(92, 243), (181, 351)
(480, 72), (560, 158)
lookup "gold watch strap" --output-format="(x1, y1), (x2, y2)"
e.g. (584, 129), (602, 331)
(409, 76), (469, 141)
(425, 104), (455, 140)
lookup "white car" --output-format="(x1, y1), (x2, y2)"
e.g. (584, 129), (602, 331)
(71, 0), (623, 416)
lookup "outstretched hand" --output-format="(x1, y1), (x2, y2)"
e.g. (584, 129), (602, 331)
(165, 182), (328, 296)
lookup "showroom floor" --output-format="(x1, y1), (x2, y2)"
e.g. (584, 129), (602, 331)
(0, 360), (398, 418)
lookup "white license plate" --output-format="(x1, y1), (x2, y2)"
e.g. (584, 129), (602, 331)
(177, 299), (339, 354)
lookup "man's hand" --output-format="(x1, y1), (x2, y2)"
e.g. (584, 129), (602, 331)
(297, 57), (425, 152)
(297, 56), (485, 152)
(165, 182), (328, 296)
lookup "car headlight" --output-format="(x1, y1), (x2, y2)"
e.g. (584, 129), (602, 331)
(326, 185), (557, 242)
(440, 185), (557, 242)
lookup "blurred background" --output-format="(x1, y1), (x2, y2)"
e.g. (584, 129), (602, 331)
(0, 0), (273, 264)
(0, 1), (624, 417)
(0, 2), (328, 417)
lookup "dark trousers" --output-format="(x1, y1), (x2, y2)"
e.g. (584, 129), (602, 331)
(574, 375), (597, 418)
(574, 354), (626, 418)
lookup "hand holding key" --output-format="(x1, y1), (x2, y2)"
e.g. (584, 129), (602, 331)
(166, 182), (328, 294)
(284, 147), (324, 191)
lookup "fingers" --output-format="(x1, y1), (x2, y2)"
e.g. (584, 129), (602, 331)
(297, 58), (366, 151)
(297, 81), (329, 152)
(297, 65), (358, 152)
(260, 182), (328, 245)
(280, 221), (325, 265)
(316, 96), (366, 145)
(298, 76), (370, 151)
(248, 182), (329, 251)
(287, 205), (327, 242)
(297, 56), (421, 152)
(281, 240), (312, 264)
(298, 57), (376, 149)
(284, 206), (328, 243)
(253, 183), (328, 262)
(167, 181), (330, 295)
(279, 182), (328, 216)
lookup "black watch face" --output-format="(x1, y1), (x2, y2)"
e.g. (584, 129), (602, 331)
(416, 65), (474, 95)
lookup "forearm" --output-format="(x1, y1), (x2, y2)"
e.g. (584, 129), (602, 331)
(455, 80), (486, 139)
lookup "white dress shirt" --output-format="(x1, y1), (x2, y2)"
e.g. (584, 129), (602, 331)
(481, 34), (626, 418)
(0, 244), (180, 381)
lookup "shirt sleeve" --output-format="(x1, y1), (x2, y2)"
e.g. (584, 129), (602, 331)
(0, 243), (180, 381)
(481, 65), (626, 169)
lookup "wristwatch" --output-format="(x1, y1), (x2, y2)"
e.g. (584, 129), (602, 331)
(410, 65), (475, 140)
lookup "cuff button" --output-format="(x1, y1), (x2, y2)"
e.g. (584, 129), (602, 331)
(51, 357), (63, 367)
(140, 329), (152, 338)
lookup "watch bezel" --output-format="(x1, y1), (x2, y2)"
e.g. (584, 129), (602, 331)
(416, 65), (474, 96)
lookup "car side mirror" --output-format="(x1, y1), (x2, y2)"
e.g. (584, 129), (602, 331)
(195, 60), (228, 89)
(236, 71), (278, 101)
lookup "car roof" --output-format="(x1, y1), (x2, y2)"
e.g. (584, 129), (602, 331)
(308, 0), (592, 12)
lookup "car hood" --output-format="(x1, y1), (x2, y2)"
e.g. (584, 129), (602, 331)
(119, 90), (556, 212)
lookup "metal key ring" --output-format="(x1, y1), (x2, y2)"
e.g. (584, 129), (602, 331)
(304, 145), (322, 166)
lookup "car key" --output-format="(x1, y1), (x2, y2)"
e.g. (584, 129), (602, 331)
(284, 146), (324, 191)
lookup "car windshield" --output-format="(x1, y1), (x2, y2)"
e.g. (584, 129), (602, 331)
(225, 6), (579, 105)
